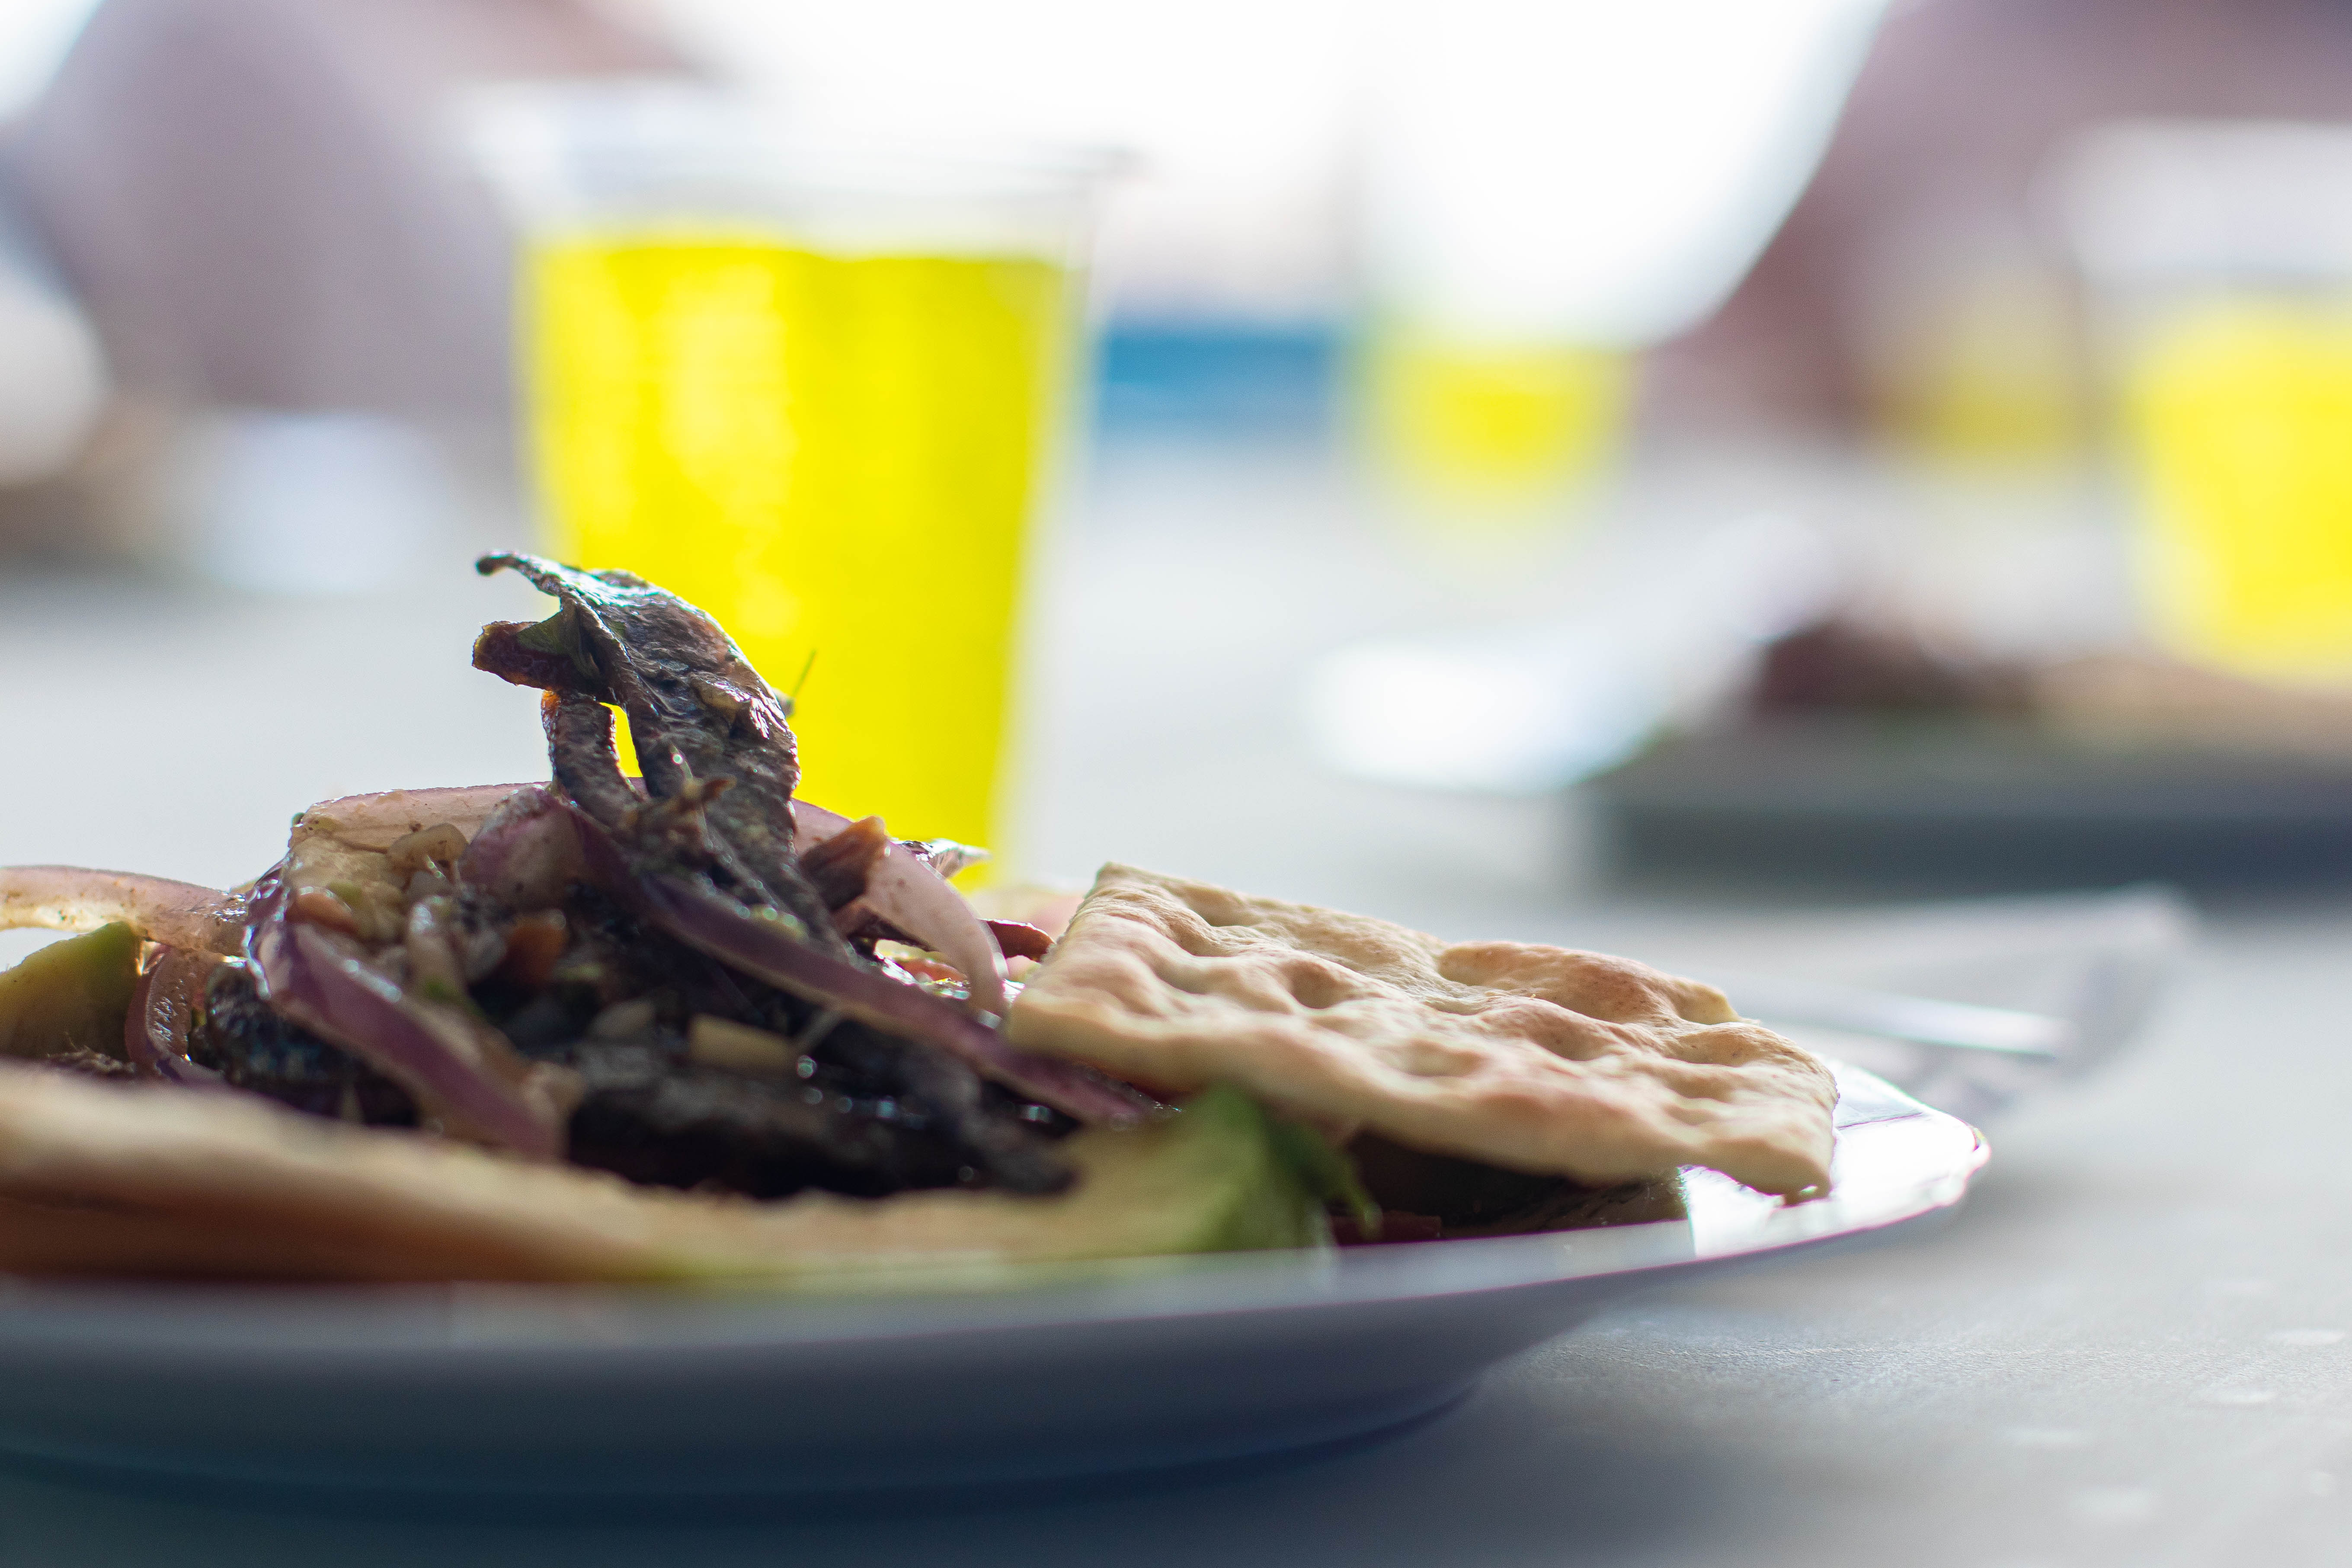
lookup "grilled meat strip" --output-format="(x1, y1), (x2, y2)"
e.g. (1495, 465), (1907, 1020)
(193, 881), (1071, 1198)
(190, 963), (419, 1127)
(532, 696), (1073, 1192)
(194, 559), (1078, 1200)
(473, 554), (844, 952)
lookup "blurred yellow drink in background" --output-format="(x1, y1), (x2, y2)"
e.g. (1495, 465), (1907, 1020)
(1360, 325), (1629, 523)
(1872, 263), (2085, 468)
(524, 234), (1073, 857)
(2125, 298), (2352, 681)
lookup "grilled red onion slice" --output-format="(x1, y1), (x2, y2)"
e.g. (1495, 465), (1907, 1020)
(902, 838), (985, 881)
(458, 785), (586, 911)
(124, 947), (226, 1087)
(0, 788), (541, 955)
(246, 874), (567, 1158)
(788, 800), (1013, 1019)
(568, 805), (1152, 1126)
(295, 784), (537, 849)
(0, 867), (242, 954)
(986, 921), (1056, 961)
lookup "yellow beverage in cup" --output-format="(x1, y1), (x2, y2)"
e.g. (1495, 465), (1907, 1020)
(1359, 323), (1629, 526)
(2125, 296), (2352, 681)
(522, 232), (1076, 858)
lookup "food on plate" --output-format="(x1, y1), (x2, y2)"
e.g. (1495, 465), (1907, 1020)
(0, 558), (1835, 1283)
(1008, 865), (1835, 1198)
(0, 923), (141, 1078)
(0, 1071), (1318, 1285)
(1751, 618), (2034, 717)
(1754, 613), (2352, 756)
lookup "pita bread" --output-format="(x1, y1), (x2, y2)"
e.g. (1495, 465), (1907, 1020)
(0, 1065), (1312, 1286)
(1006, 865), (1837, 1197)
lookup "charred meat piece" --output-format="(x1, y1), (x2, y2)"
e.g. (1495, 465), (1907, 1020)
(558, 1037), (969, 1199)
(541, 695), (1146, 1126)
(538, 692), (778, 928)
(474, 554), (843, 950)
(541, 693), (645, 838)
(541, 691), (796, 944)
(557, 1023), (1067, 1198)
(804, 1021), (1072, 1195)
(1341, 1133), (1688, 1241)
(471, 885), (1074, 1198)
(198, 913), (1072, 1200)
(469, 619), (599, 700)
(800, 816), (890, 911)
(189, 963), (419, 1126)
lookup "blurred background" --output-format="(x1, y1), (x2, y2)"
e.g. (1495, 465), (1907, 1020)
(12, 11), (2352, 1558)
(6, 0), (2352, 926)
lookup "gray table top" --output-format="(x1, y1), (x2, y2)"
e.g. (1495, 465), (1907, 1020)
(0, 442), (2342, 1566)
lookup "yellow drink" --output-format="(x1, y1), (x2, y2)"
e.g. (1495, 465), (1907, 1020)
(523, 233), (1075, 856)
(1360, 324), (1629, 519)
(2125, 297), (2352, 681)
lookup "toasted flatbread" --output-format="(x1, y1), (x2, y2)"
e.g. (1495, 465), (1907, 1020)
(0, 1066), (1313, 1286)
(1006, 865), (1837, 1197)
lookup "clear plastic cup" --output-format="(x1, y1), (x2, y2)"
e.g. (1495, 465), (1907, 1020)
(1356, 0), (1887, 524)
(471, 84), (1104, 863)
(2055, 120), (2352, 683)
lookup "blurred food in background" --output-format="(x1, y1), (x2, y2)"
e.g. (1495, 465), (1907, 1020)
(1587, 608), (2352, 889)
(1312, 0), (2352, 890)
(1749, 611), (2352, 758)
(3, 0), (2352, 895)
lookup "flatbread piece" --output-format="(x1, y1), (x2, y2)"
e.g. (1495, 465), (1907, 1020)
(0, 1065), (1314, 1285)
(1007, 865), (1838, 1196)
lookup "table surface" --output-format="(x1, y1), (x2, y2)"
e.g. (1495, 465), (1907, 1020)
(0, 442), (2346, 1567)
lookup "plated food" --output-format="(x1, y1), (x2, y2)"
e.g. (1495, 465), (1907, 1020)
(1751, 612), (2352, 755)
(0, 559), (1836, 1286)
(1593, 608), (2352, 887)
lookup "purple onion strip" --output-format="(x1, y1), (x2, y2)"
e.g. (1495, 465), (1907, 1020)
(567, 805), (1152, 1126)
(788, 799), (1013, 1018)
(294, 783), (538, 849)
(457, 784), (586, 911)
(246, 876), (563, 1158)
(122, 947), (228, 1088)
(0, 867), (240, 954)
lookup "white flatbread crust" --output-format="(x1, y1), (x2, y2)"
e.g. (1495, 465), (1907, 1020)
(1007, 865), (1837, 1197)
(0, 1064), (1256, 1285)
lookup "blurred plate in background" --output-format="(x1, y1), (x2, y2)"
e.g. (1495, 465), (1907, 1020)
(1587, 715), (2352, 890)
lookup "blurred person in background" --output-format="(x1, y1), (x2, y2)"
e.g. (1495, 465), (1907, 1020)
(4, 0), (2350, 565)
(1657, 0), (2352, 459)
(0, 0), (681, 568)
(0, 0), (109, 556)
(0, 187), (105, 545)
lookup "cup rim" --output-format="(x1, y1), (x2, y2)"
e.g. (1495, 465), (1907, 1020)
(464, 78), (1126, 214)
